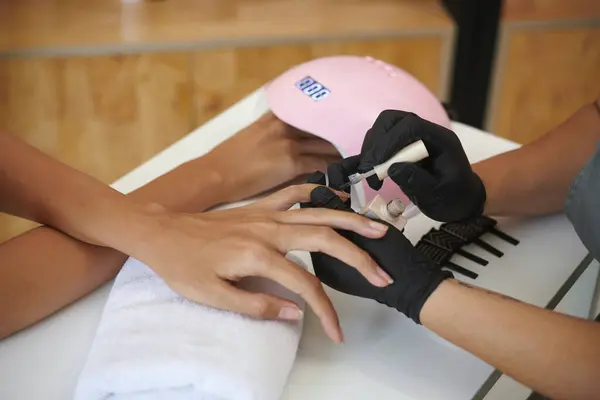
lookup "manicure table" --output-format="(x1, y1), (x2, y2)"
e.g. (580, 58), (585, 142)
(0, 89), (598, 400)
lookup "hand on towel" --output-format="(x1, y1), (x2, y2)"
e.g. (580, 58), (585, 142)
(204, 112), (341, 204)
(123, 184), (392, 343)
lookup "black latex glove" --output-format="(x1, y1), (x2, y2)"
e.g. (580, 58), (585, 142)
(302, 172), (452, 324)
(351, 109), (486, 222)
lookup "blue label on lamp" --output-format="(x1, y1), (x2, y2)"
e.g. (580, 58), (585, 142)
(295, 76), (330, 101)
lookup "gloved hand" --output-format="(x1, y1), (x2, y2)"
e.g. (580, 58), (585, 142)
(302, 171), (453, 324)
(348, 109), (486, 222)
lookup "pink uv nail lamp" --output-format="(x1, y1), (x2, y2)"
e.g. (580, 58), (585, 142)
(266, 55), (451, 205)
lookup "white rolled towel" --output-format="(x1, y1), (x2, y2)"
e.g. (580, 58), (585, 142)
(75, 252), (308, 400)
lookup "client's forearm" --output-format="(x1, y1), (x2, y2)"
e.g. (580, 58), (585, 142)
(0, 158), (225, 339)
(474, 99), (600, 216)
(421, 280), (600, 400)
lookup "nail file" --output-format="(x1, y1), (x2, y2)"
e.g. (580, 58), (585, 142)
(472, 238), (504, 257)
(441, 223), (504, 257)
(415, 241), (478, 279)
(441, 217), (519, 248)
(472, 216), (520, 245)
(421, 229), (489, 266)
(489, 227), (520, 246)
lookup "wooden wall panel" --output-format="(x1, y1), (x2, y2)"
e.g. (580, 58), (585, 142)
(192, 36), (447, 127)
(309, 38), (444, 94)
(0, 35), (450, 242)
(0, 53), (192, 182)
(0, 52), (192, 241)
(503, 0), (600, 21)
(0, 0), (450, 51)
(0, 0), (453, 243)
(491, 27), (600, 144)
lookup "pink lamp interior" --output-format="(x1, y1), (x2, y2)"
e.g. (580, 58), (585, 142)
(266, 55), (451, 205)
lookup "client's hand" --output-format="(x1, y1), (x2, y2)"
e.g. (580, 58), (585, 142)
(302, 173), (452, 324)
(204, 112), (341, 203)
(125, 184), (393, 343)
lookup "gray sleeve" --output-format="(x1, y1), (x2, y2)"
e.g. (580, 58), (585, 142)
(565, 143), (600, 261)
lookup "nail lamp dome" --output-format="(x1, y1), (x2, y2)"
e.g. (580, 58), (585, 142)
(266, 55), (451, 205)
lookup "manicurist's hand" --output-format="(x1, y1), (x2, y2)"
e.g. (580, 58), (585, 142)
(114, 184), (392, 343)
(302, 173), (452, 324)
(344, 110), (486, 222)
(203, 112), (341, 203)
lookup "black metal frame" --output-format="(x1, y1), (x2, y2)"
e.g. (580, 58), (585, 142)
(442, 0), (503, 128)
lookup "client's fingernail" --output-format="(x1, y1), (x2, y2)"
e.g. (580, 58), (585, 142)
(279, 306), (303, 320)
(369, 221), (389, 232)
(337, 329), (345, 344)
(377, 267), (394, 285)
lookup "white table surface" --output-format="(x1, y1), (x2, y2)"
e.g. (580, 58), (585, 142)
(0, 90), (591, 400)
